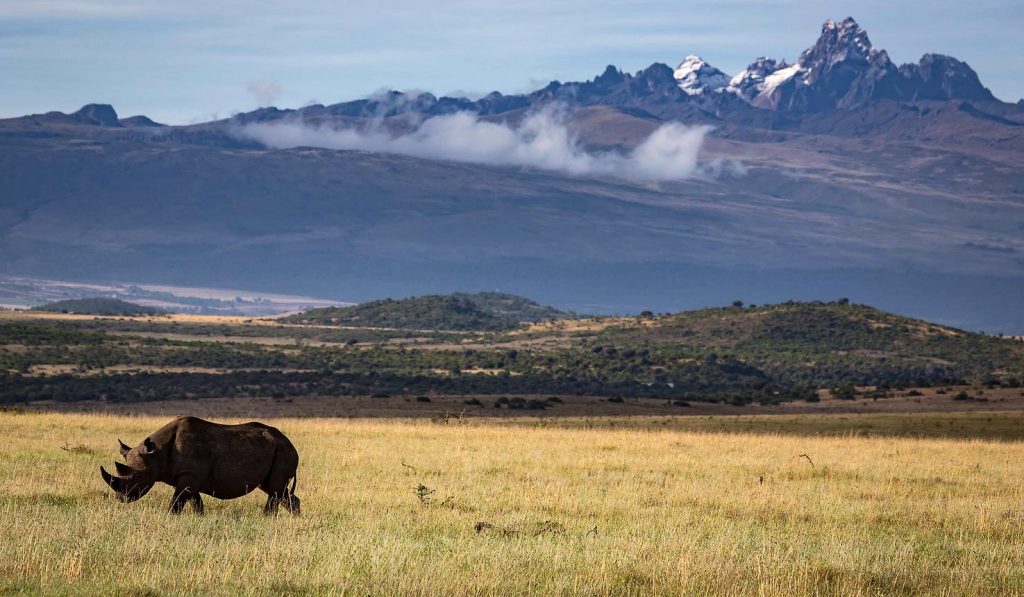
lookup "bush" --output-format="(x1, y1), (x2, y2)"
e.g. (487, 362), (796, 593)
(833, 386), (856, 400)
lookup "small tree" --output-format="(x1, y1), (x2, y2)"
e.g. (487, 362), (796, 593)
(731, 300), (744, 308)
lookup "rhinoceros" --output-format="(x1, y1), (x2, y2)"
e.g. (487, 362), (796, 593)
(100, 416), (300, 515)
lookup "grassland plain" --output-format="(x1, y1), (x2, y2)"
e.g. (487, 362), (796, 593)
(2, 412), (1023, 595)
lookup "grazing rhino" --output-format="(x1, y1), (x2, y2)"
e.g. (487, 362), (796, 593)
(100, 416), (300, 515)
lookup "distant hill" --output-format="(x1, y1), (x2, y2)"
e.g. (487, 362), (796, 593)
(284, 292), (571, 331)
(2, 299), (1021, 406)
(33, 298), (160, 316)
(581, 300), (1024, 388)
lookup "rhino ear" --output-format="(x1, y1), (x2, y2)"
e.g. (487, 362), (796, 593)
(114, 461), (134, 476)
(118, 439), (131, 458)
(141, 437), (158, 455)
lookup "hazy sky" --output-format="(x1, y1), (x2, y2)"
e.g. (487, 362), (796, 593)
(2, 0), (1021, 124)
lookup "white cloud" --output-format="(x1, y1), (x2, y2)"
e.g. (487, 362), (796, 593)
(234, 107), (712, 181)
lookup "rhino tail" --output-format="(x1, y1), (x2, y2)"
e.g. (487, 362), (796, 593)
(290, 472), (297, 496)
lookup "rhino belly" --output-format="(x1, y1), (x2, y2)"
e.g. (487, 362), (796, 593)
(199, 462), (274, 500)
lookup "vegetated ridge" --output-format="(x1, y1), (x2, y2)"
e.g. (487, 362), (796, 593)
(1, 298), (1021, 405)
(283, 292), (572, 331)
(32, 298), (160, 317)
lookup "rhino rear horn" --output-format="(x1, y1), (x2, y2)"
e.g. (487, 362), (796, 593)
(100, 466), (125, 493)
(114, 461), (133, 476)
(118, 439), (131, 459)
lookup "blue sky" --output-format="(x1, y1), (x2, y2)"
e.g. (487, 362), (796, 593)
(1, 0), (1021, 124)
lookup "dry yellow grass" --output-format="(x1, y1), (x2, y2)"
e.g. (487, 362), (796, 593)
(2, 412), (1023, 595)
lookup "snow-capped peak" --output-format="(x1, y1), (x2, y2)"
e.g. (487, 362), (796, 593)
(673, 55), (730, 96)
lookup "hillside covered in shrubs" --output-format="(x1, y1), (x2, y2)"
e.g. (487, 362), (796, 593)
(283, 292), (571, 331)
(33, 298), (160, 316)
(1, 299), (1021, 406)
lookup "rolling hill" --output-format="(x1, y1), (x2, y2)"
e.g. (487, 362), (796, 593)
(284, 292), (571, 330)
(32, 298), (160, 316)
(1, 298), (1021, 405)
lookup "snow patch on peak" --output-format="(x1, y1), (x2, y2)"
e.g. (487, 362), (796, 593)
(726, 57), (799, 102)
(762, 64), (804, 95)
(674, 55), (730, 96)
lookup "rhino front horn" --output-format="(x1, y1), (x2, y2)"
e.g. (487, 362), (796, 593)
(100, 466), (125, 493)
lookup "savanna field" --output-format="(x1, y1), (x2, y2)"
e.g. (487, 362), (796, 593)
(3, 411), (1023, 595)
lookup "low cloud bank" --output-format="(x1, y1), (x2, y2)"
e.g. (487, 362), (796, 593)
(235, 108), (713, 181)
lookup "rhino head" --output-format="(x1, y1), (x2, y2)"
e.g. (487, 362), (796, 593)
(100, 437), (159, 503)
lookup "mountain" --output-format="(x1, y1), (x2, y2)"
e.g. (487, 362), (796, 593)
(724, 18), (997, 112)
(172, 17), (1006, 128)
(0, 18), (1022, 333)
(284, 292), (571, 331)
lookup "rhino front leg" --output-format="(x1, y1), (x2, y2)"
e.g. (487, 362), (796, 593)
(170, 477), (203, 515)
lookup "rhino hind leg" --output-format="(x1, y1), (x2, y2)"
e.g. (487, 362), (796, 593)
(263, 494), (282, 516)
(261, 452), (300, 516)
(283, 492), (301, 515)
(263, 488), (299, 516)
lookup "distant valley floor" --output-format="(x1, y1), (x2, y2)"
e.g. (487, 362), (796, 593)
(20, 386), (1024, 440)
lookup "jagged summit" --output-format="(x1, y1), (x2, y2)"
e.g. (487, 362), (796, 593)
(71, 104), (121, 127)
(802, 17), (875, 66)
(714, 17), (996, 111)
(726, 57), (792, 105)
(673, 55), (729, 96)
